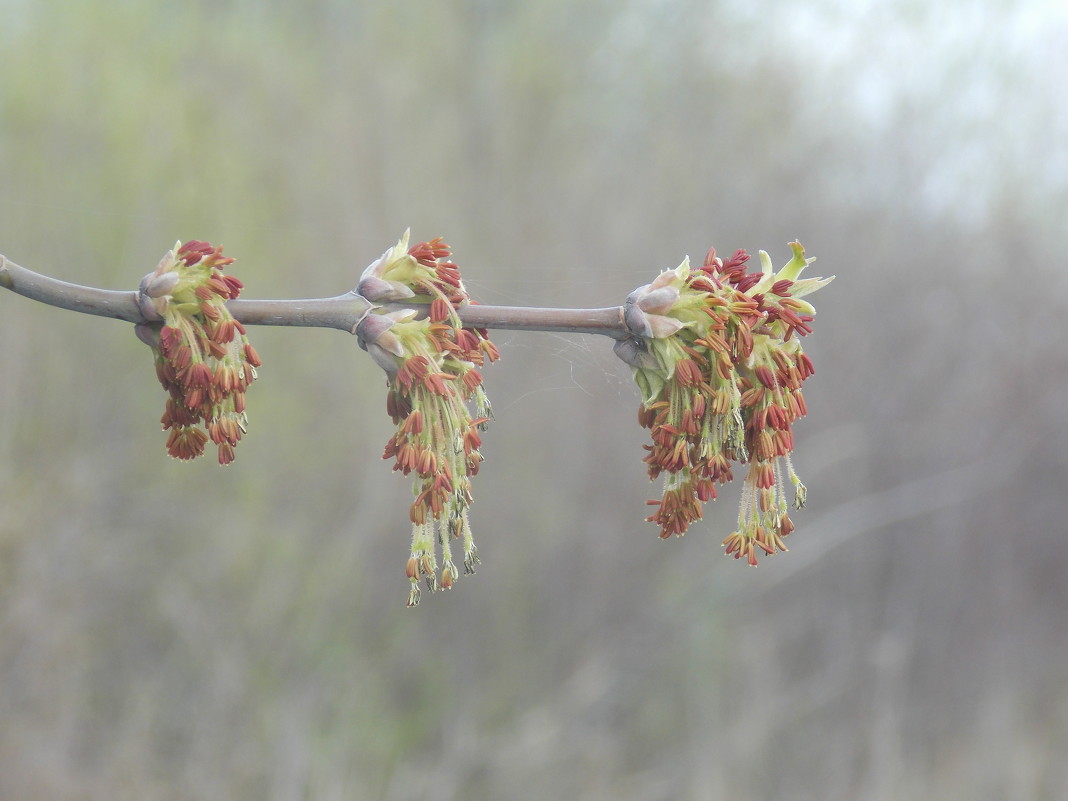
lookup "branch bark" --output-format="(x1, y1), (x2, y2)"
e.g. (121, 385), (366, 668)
(0, 254), (629, 338)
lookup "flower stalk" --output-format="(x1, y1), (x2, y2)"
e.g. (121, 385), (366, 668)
(1, 253), (626, 336)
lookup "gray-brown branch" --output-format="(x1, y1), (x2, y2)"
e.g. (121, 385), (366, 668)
(0, 254), (628, 338)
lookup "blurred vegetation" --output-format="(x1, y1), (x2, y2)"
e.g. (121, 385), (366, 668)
(2, 1), (1067, 799)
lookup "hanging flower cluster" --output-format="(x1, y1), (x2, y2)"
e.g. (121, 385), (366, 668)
(136, 240), (261, 464)
(355, 231), (499, 606)
(616, 242), (833, 565)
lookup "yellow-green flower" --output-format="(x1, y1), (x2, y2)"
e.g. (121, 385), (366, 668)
(620, 242), (833, 563)
(137, 240), (260, 465)
(356, 233), (498, 605)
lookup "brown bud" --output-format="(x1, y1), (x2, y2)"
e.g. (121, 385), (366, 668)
(356, 275), (415, 302)
(636, 285), (679, 314)
(613, 337), (658, 369)
(143, 270), (180, 299)
(134, 323), (161, 348)
(623, 302), (652, 338)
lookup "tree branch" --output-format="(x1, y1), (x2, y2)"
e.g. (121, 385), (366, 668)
(0, 254), (628, 338)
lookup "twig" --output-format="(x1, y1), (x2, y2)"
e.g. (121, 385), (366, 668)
(1, 254), (628, 338)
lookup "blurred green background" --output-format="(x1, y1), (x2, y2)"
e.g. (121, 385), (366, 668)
(2, 1), (1066, 799)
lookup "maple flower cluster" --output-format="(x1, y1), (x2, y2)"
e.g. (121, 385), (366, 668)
(355, 231), (499, 606)
(616, 242), (832, 565)
(136, 240), (261, 464)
